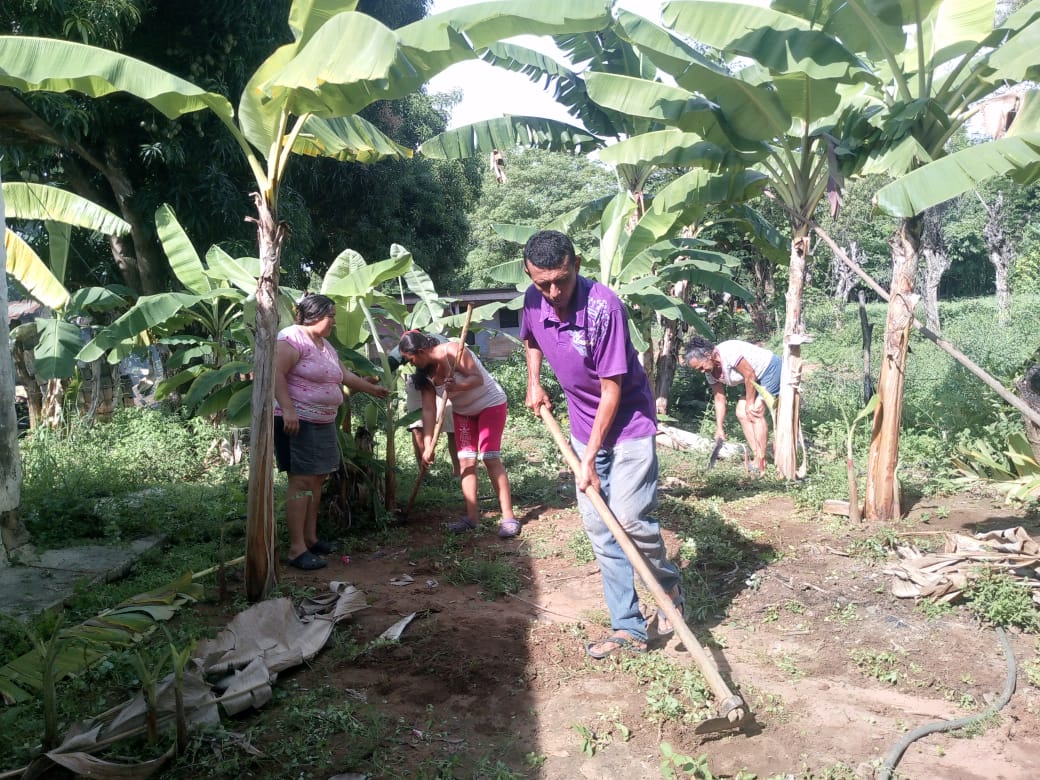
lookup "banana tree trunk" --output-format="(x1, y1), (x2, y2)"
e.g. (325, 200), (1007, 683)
(654, 279), (688, 417)
(245, 195), (287, 602)
(774, 235), (811, 480)
(11, 326), (43, 429)
(992, 248), (1012, 327)
(1018, 366), (1040, 463)
(749, 256), (776, 336)
(864, 217), (922, 521)
(1, 175), (30, 565)
(921, 204), (950, 335)
(654, 320), (680, 417)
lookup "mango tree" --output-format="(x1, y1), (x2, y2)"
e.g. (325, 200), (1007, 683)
(0, 0), (613, 600)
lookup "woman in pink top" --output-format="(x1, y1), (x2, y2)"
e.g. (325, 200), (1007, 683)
(274, 294), (388, 570)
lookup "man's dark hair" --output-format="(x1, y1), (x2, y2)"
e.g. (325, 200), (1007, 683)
(684, 336), (716, 363)
(294, 294), (336, 325)
(523, 229), (576, 270)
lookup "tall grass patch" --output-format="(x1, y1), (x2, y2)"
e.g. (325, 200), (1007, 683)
(19, 408), (242, 547)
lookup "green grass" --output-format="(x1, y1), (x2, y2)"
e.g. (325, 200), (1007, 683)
(963, 571), (1040, 631)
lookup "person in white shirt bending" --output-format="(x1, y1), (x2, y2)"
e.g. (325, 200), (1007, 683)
(684, 336), (781, 474)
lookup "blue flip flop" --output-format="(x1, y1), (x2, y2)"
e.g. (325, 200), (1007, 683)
(308, 539), (336, 555)
(287, 550), (327, 570)
(586, 633), (647, 659)
(448, 517), (478, 534)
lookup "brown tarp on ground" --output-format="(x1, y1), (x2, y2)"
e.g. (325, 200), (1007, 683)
(36, 581), (368, 779)
(885, 527), (1040, 605)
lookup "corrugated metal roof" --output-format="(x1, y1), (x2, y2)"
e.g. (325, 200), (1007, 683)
(6, 300), (41, 322)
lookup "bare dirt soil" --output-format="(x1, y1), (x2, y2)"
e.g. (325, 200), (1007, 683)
(236, 481), (1040, 780)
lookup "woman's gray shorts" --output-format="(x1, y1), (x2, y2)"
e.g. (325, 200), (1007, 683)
(274, 417), (340, 475)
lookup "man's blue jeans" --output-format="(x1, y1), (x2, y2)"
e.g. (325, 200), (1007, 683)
(571, 434), (682, 642)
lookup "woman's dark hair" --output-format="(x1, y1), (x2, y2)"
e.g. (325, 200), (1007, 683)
(684, 335), (716, 363)
(523, 229), (577, 270)
(294, 294), (336, 326)
(398, 331), (440, 390)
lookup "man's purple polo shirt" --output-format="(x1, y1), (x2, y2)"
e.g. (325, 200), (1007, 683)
(521, 275), (657, 447)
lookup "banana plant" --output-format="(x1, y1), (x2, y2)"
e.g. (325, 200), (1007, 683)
(953, 432), (1040, 505)
(0, 0), (614, 600)
(0, 573), (203, 706)
(4, 182), (134, 427)
(615, 1), (881, 480)
(780, 0), (1040, 520)
(421, 11), (768, 411)
(80, 204), (275, 425)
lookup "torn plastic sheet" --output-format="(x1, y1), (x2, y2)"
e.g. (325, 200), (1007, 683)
(379, 612), (417, 641)
(36, 581), (368, 778)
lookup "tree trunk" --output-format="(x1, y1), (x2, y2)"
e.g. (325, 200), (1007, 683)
(62, 150), (166, 294)
(1018, 366), (1040, 463)
(830, 240), (859, 331)
(654, 279), (688, 416)
(774, 234), (811, 480)
(865, 217), (922, 521)
(858, 290), (874, 403)
(992, 248), (1012, 327)
(655, 321), (680, 417)
(11, 326), (44, 429)
(920, 205), (950, 335)
(981, 191), (1013, 327)
(1, 174), (31, 565)
(749, 256), (776, 336)
(244, 195), (287, 602)
(815, 223), (1040, 429)
(102, 145), (168, 294)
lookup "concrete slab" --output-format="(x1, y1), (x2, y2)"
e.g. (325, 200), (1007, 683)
(0, 536), (164, 621)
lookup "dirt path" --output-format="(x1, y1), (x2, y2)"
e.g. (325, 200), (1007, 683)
(262, 491), (1040, 779)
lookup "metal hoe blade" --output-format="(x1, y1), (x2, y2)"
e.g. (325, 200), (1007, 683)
(694, 695), (748, 735)
(706, 437), (725, 470)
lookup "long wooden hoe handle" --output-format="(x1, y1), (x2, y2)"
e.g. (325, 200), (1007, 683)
(538, 406), (747, 726)
(403, 304), (474, 518)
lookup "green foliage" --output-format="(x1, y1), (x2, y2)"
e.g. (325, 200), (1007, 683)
(18, 408), (238, 546)
(851, 649), (905, 685)
(1, 0), (478, 293)
(963, 571), (1040, 632)
(567, 529), (595, 564)
(455, 147), (616, 289)
(659, 743), (750, 780)
(953, 432), (1040, 505)
(790, 295), (1040, 498)
(439, 538), (522, 600)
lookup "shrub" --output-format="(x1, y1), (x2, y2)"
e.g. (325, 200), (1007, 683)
(19, 408), (237, 547)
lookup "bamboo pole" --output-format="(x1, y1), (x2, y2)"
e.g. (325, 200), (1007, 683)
(538, 407), (747, 727)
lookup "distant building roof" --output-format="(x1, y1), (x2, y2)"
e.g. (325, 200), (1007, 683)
(7, 300), (41, 323)
(399, 287), (520, 306)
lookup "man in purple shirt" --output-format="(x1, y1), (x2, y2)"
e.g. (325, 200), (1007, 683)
(521, 230), (683, 658)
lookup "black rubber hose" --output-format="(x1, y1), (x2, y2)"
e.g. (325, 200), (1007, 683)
(878, 626), (1016, 780)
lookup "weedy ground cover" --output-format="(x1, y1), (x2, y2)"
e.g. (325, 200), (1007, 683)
(2, 296), (1038, 777)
